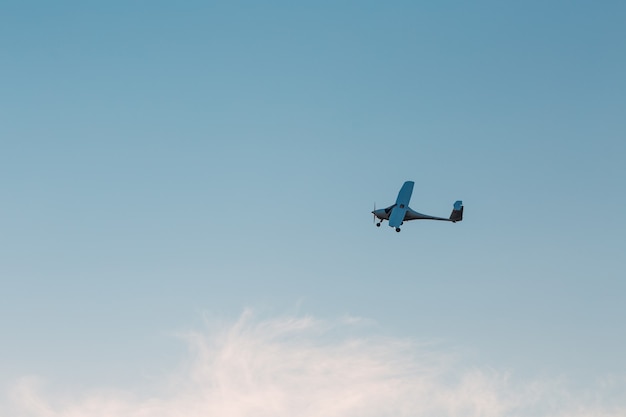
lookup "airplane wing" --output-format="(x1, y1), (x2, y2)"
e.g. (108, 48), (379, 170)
(389, 205), (408, 227)
(395, 181), (414, 206)
(389, 181), (414, 227)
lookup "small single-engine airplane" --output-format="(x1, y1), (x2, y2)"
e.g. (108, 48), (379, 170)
(372, 181), (463, 232)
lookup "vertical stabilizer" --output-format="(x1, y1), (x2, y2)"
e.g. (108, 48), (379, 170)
(449, 200), (463, 222)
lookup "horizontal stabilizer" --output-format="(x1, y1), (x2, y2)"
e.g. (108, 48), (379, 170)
(449, 200), (463, 222)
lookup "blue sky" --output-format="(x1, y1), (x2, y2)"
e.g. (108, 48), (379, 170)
(2, 1), (625, 415)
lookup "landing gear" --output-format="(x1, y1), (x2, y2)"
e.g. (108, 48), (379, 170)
(395, 227), (401, 232)
(376, 222), (381, 227)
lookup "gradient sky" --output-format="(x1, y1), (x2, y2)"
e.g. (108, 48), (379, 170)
(2, 1), (625, 415)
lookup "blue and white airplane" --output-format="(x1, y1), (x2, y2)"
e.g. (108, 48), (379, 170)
(372, 181), (463, 232)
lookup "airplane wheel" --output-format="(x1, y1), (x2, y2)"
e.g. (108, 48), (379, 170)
(376, 223), (381, 227)
(395, 228), (401, 232)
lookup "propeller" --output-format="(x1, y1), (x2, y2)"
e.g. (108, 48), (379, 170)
(372, 202), (377, 224)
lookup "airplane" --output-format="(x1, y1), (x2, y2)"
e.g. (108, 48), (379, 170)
(372, 181), (463, 232)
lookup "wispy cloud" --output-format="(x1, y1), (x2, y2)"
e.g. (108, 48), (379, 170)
(6, 310), (626, 417)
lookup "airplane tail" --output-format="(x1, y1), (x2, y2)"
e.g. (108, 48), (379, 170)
(449, 201), (463, 222)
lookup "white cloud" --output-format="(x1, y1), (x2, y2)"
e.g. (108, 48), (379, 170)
(6, 310), (626, 417)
